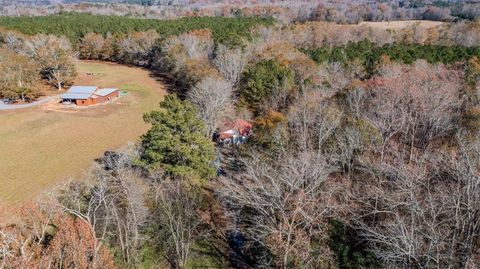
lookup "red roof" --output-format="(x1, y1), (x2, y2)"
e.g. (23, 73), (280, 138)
(220, 119), (253, 136)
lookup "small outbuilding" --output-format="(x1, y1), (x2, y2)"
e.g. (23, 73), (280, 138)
(61, 86), (119, 106)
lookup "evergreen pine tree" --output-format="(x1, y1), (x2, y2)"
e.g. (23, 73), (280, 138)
(140, 94), (216, 179)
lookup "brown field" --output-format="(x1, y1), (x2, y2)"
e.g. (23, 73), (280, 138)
(357, 20), (443, 30)
(0, 60), (167, 203)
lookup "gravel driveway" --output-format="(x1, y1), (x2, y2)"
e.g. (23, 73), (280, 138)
(0, 95), (61, 110)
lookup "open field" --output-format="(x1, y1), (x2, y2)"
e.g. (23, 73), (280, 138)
(358, 20), (443, 30)
(0, 60), (167, 203)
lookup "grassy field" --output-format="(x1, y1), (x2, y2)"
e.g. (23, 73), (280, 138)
(0, 60), (166, 203)
(358, 20), (443, 30)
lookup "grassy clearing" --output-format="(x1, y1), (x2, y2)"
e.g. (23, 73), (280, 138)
(0, 60), (166, 203)
(357, 20), (443, 30)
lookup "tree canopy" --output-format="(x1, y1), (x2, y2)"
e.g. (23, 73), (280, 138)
(302, 39), (480, 75)
(241, 59), (294, 112)
(140, 94), (216, 179)
(0, 48), (41, 101)
(0, 13), (274, 47)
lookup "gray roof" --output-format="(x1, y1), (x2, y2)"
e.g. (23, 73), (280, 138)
(67, 86), (97, 94)
(61, 93), (92, 100)
(95, 88), (118, 97)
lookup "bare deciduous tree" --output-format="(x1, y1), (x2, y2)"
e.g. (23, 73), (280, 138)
(213, 45), (248, 86)
(354, 133), (480, 268)
(318, 62), (355, 96)
(116, 30), (159, 65)
(188, 75), (233, 136)
(362, 61), (462, 160)
(3, 32), (24, 53)
(25, 34), (77, 90)
(54, 145), (149, 267)
(354, 156), (449, 268)
(0, 203), (115, 269)
(288, 91), (342, 153)
(175, 29), (214, 60)
(149, 181), (206, 269)
(80, 32), (106, 60)
(440, 133), (480, 268)
(220, 149), (338, 268)
(346, 87), (365, 119)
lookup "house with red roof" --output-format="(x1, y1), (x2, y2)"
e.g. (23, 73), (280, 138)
(215, 119), (253, 146)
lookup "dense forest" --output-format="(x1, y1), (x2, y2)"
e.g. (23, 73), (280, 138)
(302, 40), (480, 75)
(1, 0), (479, 23)
(0, 13), (273, 46)
(1, 13), (480, 269)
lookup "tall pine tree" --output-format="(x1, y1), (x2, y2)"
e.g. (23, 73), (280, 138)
(140, 94), (216, 179)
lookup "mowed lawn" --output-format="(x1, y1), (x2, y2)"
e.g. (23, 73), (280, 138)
(0, 60), (167, 203)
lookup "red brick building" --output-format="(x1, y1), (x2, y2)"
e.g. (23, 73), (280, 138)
(61, 86), (120, 106)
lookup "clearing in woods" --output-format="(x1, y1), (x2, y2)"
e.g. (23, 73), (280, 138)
(357, 20), (443, 30)
(0, 60), (167, 203)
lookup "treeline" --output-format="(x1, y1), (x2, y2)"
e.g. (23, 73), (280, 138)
(302, 40), (480, 74)
(257, 20), (480, 49)
(1, 0), (479, 23)
(0, 33), (76, 102)
(0, 13), (274, 46)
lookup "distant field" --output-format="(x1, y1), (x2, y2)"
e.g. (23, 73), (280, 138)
(0, 60), (166, 203)
(358, 20), (443, 30)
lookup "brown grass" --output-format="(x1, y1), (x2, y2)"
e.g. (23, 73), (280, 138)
(357, 20), (443, 30)
(0, 60), (167, 204)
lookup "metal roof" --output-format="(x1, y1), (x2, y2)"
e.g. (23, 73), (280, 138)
(67, 86), (97, 94)
(95, 88), (118, 97)
(61, 93), (92, 100)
